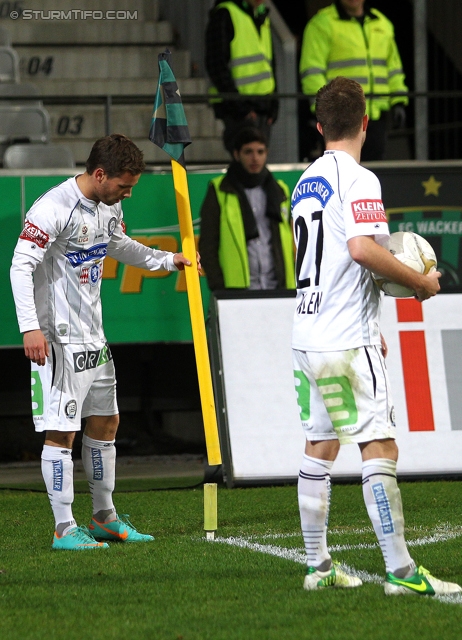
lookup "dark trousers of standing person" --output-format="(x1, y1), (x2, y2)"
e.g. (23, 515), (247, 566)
(361, 112), (389, 161)
(301, 110), (389, 163)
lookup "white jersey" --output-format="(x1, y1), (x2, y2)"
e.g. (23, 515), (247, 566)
(10, 176), (177, 343)
(291, 150), (389, 351)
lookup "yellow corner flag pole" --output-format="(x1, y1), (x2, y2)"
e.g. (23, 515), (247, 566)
(171, 160), (222, 466)
(149, 50), (222, 466)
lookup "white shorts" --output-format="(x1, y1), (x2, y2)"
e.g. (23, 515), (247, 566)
(293, 345), (396, 445)
(31, 341), (118, 433)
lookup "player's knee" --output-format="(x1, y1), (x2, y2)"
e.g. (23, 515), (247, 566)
(84, 414), (119, 440)
(44, 430), (76, 450)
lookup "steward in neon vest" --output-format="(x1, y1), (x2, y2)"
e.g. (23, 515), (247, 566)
(205, 1), (278, 152)
(300, 1), (408, 122)
(199, 138), (295, 291)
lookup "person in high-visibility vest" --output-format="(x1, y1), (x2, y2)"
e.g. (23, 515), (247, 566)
(300, 0), (408, 161)
(199, 127), (294, 291)
(205, 0), (279, 155)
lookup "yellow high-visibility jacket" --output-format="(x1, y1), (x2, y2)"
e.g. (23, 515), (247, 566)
(300, 3), (408, 120)
(211, 0), (275, 98)
(200, 175), (295, 290)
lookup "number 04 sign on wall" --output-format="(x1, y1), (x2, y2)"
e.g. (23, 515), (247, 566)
(209, 293), (462, 487)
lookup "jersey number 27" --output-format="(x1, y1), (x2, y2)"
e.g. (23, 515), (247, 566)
(295, 210), (324, 289)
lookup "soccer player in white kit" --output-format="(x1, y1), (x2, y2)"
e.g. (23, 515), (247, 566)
(10, 134), (199, 550)
(292, 78), (461, 595)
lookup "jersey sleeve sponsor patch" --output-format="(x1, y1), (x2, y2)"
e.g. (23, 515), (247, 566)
(19, 221), (50, 248)
(351, 199), (387, 223)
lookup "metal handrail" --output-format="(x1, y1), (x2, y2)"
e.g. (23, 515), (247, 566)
(2, 89), (462, 103)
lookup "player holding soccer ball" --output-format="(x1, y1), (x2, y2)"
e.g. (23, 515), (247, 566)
(10, 134), (198, 550)
(291, 77), (461, 596)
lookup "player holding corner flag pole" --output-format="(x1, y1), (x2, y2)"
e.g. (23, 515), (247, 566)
(149, 50), (222, 468)
(291, 76), (461, 596)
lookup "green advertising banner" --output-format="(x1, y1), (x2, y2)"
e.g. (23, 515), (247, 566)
(379, 167), (462, 291)
(2, 164), (460, 347)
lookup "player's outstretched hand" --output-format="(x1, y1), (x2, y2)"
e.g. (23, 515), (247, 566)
(23, 329), (49, 366)
(173, 251), (202, 274)
(414, 270), (441, 302)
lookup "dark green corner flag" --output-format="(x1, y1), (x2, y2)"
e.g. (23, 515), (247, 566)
(149, 50), (192, 167)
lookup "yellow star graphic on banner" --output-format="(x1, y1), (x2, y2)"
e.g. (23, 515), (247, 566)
(422, 175), (442, 196)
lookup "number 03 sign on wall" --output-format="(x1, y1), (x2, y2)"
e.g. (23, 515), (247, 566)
(209, 293), (462, 487)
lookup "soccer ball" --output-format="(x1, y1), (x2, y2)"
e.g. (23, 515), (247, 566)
(373, 231), (437, 297)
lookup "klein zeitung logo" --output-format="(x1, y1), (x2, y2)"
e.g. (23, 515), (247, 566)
(19, 221), (49, 248)
(351, 199), (387, 223)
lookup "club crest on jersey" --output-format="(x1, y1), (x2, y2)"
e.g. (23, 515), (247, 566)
(108, 217), (117, 236)
(291, 177), (334, 209)
(79, 262), (102, 286)
(65, 243), (107, 267)
(351, 199), (387, 223)
(57, 323), (68, 336)
(19, 221), (49, 248)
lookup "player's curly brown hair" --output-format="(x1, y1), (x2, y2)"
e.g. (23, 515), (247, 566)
(85, 134), (146, 177)
(315, 77), (366, 142)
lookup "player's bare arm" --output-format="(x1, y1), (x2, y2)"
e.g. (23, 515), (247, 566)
(173, 251), (202, 274)
(23, 329), (49, 366)
(380, 333), (388, 359)
(347, 235), (441, 301)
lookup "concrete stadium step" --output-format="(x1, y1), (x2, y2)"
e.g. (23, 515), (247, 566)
(16, 46), (191, 80)
(46, 103), (222, 142)
(7, 19), (170, 46)
(25, 77), (207, 96)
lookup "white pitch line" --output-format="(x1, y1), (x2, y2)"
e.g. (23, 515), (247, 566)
(212, 525), (462, 603)
(436, 594), (462, 605)
(214, 536), (308, 565)
(213, 536), (382, 584)
(330, 525), (462, 553)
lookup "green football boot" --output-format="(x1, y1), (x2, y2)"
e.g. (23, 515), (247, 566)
(304, 562), (362, 590)
(385, 565), (462, 596)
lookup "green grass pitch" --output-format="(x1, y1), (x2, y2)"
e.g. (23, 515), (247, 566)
(1, 480), (462, 640)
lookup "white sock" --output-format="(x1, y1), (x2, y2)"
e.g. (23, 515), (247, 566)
(82, 434), (116, 519)
(362, 458), (415, 576)
(298, 454), (334, 570)
(41, 445), (76, 536)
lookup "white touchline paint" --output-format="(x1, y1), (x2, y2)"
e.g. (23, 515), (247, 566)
(214, 536), (308, 565)
(211, 524), (462, 604)
(213, 536), (383, 584)
(436, 594), (462, 605)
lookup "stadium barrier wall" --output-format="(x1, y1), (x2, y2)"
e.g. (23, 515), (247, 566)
(1, 163), (461, 473)
(1, 162), (462, 347)
(209, 292), (462, 485)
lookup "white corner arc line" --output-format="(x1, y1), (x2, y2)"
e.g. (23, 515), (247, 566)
(212, 526), (462, 603)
